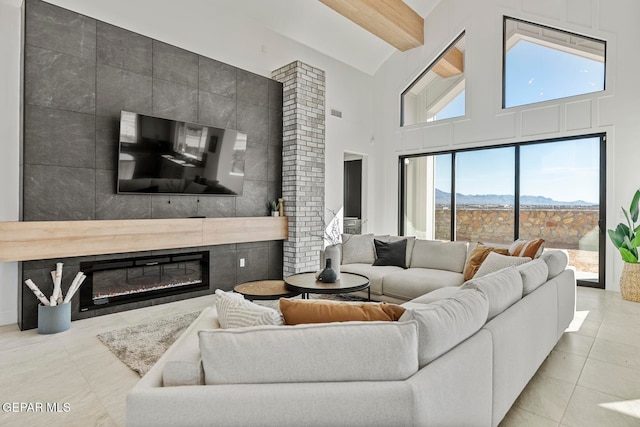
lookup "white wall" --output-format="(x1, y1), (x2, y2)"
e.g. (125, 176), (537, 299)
(0, 0), (374, 324)
(0, 1), (22, 325)
(372, 0), (640, 292)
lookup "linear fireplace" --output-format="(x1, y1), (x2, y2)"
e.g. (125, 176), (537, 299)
(79, 251), (210, 311)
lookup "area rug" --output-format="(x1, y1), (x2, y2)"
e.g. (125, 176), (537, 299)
(97, 311), (201, 377)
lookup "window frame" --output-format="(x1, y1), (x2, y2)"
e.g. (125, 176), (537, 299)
(501, 16), (607, 109)
(398, 133), (607, 288)
(400, 31), (466, 127)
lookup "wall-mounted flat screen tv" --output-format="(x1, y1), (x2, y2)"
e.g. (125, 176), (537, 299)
(117, 111), (247, 195)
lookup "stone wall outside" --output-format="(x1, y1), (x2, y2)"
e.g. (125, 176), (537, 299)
(435, 208), (599, 249)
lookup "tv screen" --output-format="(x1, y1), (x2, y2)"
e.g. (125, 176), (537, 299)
(117, 111), (247, 195)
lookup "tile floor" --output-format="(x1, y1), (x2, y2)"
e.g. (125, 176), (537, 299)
(0, 287), (639, 426)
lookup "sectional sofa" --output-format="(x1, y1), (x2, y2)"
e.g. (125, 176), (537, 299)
(127, 246), (575, 426)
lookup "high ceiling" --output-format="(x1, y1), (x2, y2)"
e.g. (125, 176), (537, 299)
(221, 0), (441, 74)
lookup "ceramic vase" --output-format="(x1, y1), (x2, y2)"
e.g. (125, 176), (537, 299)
(318, 259), (338, 283)
(323, 244), (341, 280)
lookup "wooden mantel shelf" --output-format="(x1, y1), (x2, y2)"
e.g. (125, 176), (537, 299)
(0, 216), (288, 262)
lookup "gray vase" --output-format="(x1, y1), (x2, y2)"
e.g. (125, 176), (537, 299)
(38, 302), (71, 334)
(322, 244), (341, 280)
(318, 259), (338, 283)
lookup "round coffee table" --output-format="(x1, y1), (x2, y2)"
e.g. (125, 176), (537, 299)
(284, 272), (370, 300)
(234, 280), (300, 300)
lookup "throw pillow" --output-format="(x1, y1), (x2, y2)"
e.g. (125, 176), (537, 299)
(341, 234), (376, 264)
(279, 298), (405, 325)
(509, 238), (545, 258)
(373, 238), (408, 268)
(214, 289), (283, 328)
(474, 251), (531, 278)
(463, 244), (511, 280)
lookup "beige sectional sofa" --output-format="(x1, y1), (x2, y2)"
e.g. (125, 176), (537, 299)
(127, 249), (576, 427)
(339, 234), (473, 303)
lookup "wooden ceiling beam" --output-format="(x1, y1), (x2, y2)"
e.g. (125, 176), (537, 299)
(432, 46), (464, 78)
(319, 0), (424, 52)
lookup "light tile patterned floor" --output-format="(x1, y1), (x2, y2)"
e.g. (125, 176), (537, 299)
(1, 288), (639, 426)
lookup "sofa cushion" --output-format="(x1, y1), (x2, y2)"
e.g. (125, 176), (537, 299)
(509, 238), (545, 258)
(341, 233), (376, 264)
(215, 290), (283, 328)
(383, 268), (465, 301)
(406, 286), (461, 305)
(279, 299), (405, 325)
(410, 240), (468, 273)
(461, 266), (523, 320)
(199, 321), (419, 384)
(373, 238), (407, 268)
(389, 235), (416, 267)
(399, 289), (489, 367)
(540, 250), (569, 279)
(340, 263), (403, 296)
(474, 252), (531, 278)
(517, 258), (549, 296)
(463, 244), (510, 280)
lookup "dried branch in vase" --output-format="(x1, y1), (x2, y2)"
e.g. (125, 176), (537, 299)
(24, 263), (86, 307)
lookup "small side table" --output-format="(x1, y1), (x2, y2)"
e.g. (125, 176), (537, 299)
(234, 280), (300, 301)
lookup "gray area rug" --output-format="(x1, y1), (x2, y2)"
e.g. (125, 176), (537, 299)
(97, 311), (201, 377)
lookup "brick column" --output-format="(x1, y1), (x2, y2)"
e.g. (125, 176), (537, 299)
(272, 61), (326, 276)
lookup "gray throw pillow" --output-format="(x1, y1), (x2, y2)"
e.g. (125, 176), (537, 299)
(341, 234), (376, 264)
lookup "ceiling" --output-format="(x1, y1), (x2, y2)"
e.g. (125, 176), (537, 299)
(0, 0), (441, 75)
(220, 0), (441, 75)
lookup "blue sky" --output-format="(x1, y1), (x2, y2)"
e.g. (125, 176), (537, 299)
(436, 137), (600, 204)
(505, 40), (604, 108)
(433, 39), (603, 204)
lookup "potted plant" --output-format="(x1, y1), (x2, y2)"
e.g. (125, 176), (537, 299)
(608, 189), (640, 301)
(268, 201), (280, 217)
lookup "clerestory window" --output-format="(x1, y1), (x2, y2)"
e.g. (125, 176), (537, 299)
(401, 33), (466, 126)
(503, 17), (606, 108)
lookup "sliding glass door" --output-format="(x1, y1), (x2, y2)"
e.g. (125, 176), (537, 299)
(400, 134), (605, 288)
(519, 138), (602, 285)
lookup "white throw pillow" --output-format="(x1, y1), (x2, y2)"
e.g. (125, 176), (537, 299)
(474, 251), (531, 278)
(214, 289), (283, 328)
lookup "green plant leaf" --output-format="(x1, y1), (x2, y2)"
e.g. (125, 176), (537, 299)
(617, 223), (631, 240)
(608, 229), (624, 248)
(631, 190), (640, 223)
(632, 233), (640, 249)
(620, 247), (639, 263)
(622, 208), (633, 233)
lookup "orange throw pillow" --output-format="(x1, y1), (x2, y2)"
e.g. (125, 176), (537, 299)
(509, 238), (545, 259)
(463, 245), (510, 281)
(279, 299), (406, 325)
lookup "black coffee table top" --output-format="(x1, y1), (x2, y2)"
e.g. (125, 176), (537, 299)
(284, 272), (370, 295)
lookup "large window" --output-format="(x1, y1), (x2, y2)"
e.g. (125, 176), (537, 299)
(400, 135), (605, 287)
(503, 17), (606, 108)
(401, 33), (465, 126)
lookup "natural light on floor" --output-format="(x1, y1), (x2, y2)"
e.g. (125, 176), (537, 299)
(598, 400), (640, 419)
(564, 310), (589, 332)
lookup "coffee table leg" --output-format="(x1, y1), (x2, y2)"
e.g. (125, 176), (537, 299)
(368, 287), (370, 301)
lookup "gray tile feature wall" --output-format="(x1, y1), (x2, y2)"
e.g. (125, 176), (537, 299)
(20, 0), (284, 329)
(272, 61), (326, 276)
